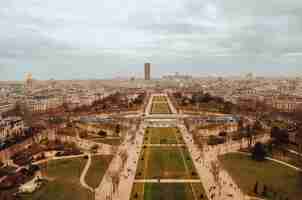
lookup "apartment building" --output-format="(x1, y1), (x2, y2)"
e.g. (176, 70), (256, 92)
(0, 116), (25, 141)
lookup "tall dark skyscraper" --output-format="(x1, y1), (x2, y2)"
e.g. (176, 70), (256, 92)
(144, 63), (151, 80)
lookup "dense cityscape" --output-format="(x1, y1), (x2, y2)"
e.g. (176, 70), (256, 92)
(0, 64), (302, 200)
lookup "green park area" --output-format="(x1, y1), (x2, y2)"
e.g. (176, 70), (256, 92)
(130, 183), (208, 200)
(144, 127), (184, 144)
(83, 133), (122, 146)
(136, 147), (198, 179)
(219, 153), (302, 200)
(151, 102), (171, 114)
(85, 155), (113, 189)
(152, 96), (168, 102)
(92, 137), (122, 146)
(20, 157), (93, 200)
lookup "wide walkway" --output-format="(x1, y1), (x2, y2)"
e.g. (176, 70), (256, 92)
(180, 124), (245, 200)
(95, 119), (145, 200)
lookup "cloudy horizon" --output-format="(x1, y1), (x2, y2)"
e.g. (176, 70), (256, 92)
(1, 0), (302, 80)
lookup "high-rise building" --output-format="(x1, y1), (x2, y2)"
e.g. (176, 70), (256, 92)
(25, 73), (33, 93)
(144, 63), (151, 80)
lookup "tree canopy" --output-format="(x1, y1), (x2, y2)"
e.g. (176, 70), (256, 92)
(252, 142), (267, 161)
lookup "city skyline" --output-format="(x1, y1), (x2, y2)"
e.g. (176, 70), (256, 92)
(1, 0), (302, 80)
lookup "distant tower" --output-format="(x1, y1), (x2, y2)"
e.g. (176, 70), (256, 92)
(144, 63), (151, 80)
(246, 72), (253, 80)
(288, 79), (297, 91)
(50, 78), (56, 89)
(25, 73), (33, 93)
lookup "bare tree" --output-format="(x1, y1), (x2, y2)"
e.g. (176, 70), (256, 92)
(108, 170), (121, 196)
(105, 172), (114, 200)
(210, 160), (222, 195)
(120, 130), (127, 143)
(119, 149), (128, 169)
(40, 161), (48, 178)
(128, 130), (136, 144)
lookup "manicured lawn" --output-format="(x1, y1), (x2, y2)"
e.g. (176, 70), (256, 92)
(144, 127), (184, 144)
(130, 183), (208, 200)
(93, 138), (122, 146)
(85, 134), (122, 146)
(151, 95), (171, 114)
(20, 157), (93, 200)
(153, 96), (168, 102)
(269, 147), (302, 169)
(20, 179), (93, 200)
(219, 153), (302, 200)
(136, 147), (198, 179)
(151, 102), (171, 114)
(85, 155), (113, 189)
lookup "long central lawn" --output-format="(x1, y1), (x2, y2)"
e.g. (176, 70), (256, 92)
(85, 155), (113, 189)
(144, 127), (184, 144)
(20, 157), (93, 200)
(136, 147), (198, 179)
(152, 96), (168, 102)
(130, 183), (208, 200)
(220, 153), (302, 200)
(151, 102), (171, 114)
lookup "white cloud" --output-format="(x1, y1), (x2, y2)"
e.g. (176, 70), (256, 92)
(0, 0), (302, 80)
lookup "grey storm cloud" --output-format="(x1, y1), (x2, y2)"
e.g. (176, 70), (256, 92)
(0, 0), (302, 80)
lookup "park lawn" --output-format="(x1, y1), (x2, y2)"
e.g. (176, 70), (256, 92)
(20, 179), (93, 200)
(153, 96), (168, 102)
(151, 102), (171, 114)
(144, 127), (184, 144)
(180, 102), (224, 114)
(270, 120), (289, 129)
(136, 147), (198, 179)
(85, 155), (113, 189)
(85, 134), (122, 146)
(269, 147), (302, 169)
(20, 157), (93, 200)
(130, 183), (208, 200)
(93, 138), (122, 146)
(219, 153), (302, 200)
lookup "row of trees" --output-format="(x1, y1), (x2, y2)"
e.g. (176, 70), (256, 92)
(173, 91), (236, 114)
(253, 180), (291, 199)
(104, 146), (129, 199)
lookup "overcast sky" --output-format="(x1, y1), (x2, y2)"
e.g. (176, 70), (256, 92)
(0, 0), (302, 80)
